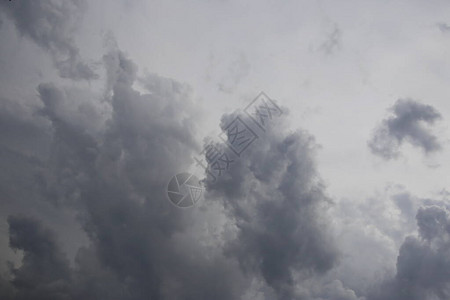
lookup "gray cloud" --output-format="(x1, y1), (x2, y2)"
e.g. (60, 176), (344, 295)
(368, 99), (442, 159)
(6, 215), (72, 300)
(368, 204), (450, 300)
(320, 24), (341, 55)
(205, 112), (340, 299)
(0, 96), (51, 158)
(0, 43), (362, 299)
(328, 186), (422, 297)
(0, 47), (249, 299)
(437, 22), (450, 33)
(1, 2), (450, 299)
(1, 46), (447, 300)
(0, 0), (98, 81)
(1, 44), (447, 300)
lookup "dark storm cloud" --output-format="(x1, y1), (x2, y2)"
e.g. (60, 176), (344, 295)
(3, 44), (443, 299)
(368, 204), (450, 300)
(0, 41), (361, 299)
(0, 0), (98, 80)
(205, 112), (340, 299)
(6, 215), (72, 300)
(2, 41), (444, 300)
(76, 49), (249, 300)
(0, 47), (249, 299)
(1, 2), (449, 300)
(368, 99), (442, 159)
(0, 96), (51, 158)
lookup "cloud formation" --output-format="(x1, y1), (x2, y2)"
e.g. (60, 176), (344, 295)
(6, 215), (72, 300)
(368, 99), (442, 159)
(205, 112), (341, 299)
(368, 204), (450, 300)
(2, 46), (446, 299)
(0, 0), (98, 80)
(0, 1), (449, 297)
(0, 43), (364, 299)
(1, 47), (242, 299)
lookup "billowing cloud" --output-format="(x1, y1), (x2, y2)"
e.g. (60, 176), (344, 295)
(6, 215), (72, 300)
(204, 112), (341, 299)
(0, 0), (98, 80)
(368, 204), (450, 300)
(0, 1), (449, 297)
(368, 99), (442, 159)
(0, 47), (245, 299)
(0, 43), (365, 299)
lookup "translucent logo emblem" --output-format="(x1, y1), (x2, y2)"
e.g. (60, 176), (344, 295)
(167, 173), (203, 208)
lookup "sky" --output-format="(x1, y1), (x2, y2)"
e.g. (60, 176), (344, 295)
(0, 0), (450, 299)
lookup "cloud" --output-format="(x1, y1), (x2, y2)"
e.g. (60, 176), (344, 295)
(204, 111), (340, 299)
(1, 42), (447, 300)
(330, 188), (450, 300)
(0, 42), (365, 299)
(368, 204), (450, 300)
(368, 99), (442, 160)
(0, 47), (250, 299)
(0, 0), (98, 80)
(1, 2), (450, 299)
(327, 185), (423, 296)
(0, 45), (447, 300)
(437, 22), (450, 33)
(0, 96), (51, 158)
(6, 215), (72, 300)
(320, 24), (341, 55)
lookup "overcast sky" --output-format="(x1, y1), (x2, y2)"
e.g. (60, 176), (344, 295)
(1, 1), (450, 299)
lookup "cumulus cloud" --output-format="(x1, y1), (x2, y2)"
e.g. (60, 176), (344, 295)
(6, 215), (72, 300)
(0, 41), (369, 298)
(1, 1), (450, 299)
(327, 186), (424, 297)
(0, 46), (243, 299)
(368, 99), (442, 159)
(0, 96), (51, 158)
(0, 4), (448, 296)
(1, 46), (448, 300)
(0, 0), (98, 80)
(203, 111), (342, 299)
(1, 40), (448, 300)
(368, 204), (450, 300)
